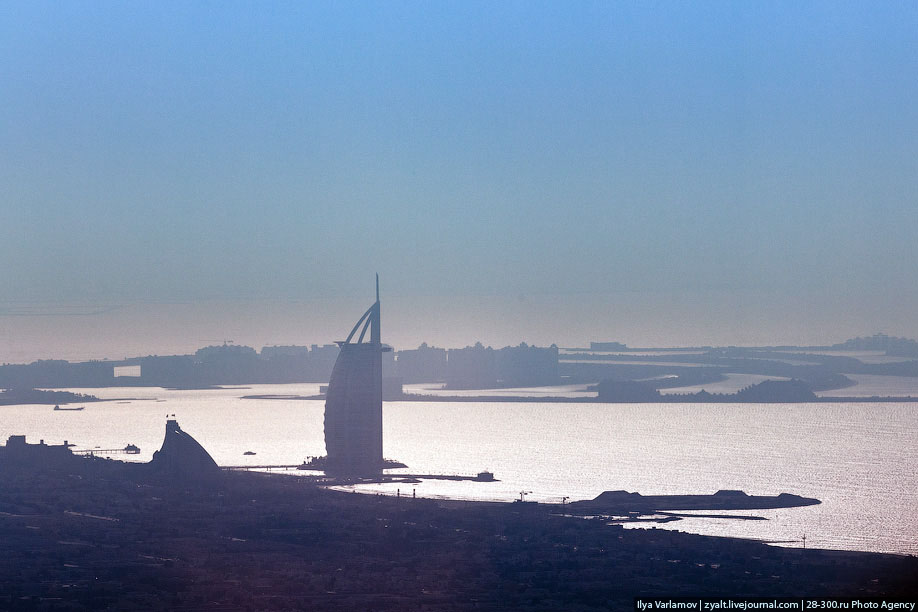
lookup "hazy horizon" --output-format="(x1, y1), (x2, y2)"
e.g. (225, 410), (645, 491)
(0, 290), (913, 364)
(2, 2), (916, 364)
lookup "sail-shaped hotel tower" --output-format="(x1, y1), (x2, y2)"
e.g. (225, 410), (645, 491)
(323, 277), (389, 475)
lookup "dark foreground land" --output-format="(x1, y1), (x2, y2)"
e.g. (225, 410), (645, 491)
(1, 467), (915, 612)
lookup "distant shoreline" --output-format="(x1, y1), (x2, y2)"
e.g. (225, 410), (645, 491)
(240, 392), (918, 404)
(0, 388), (101, 406)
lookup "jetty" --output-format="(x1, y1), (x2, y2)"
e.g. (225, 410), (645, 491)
(71, 444), (140, 456)
(219, 464), (498, 482)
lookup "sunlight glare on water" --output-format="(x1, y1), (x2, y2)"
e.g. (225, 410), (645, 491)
(2, 385), (915, 555)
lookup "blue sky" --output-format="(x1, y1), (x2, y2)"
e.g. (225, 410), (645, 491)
(1, 2), (916, 360)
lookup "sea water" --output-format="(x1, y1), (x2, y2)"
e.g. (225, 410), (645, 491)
(2, 383), (916, 556)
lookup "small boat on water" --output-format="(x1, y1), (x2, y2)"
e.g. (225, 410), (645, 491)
(243, 450), (257, 456)
(53, 405), (84, 411)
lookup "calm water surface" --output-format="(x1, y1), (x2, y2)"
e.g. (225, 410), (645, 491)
(2, 384), (915, 556)
(815, 374), (918, 397)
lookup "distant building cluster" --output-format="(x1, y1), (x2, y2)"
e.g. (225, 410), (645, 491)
(0, 340), (562, 389)
(0, 343), (343, 388)
(386, 341), (560, 389)
(441, 343), (559, 389)
(832, 333), (918, 357)
(5, 332), (915, 395)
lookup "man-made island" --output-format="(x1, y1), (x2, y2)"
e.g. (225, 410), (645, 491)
(0, 387), (99, 406)
(243, 376), (918, 404)
(4, 333), (918, 402)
